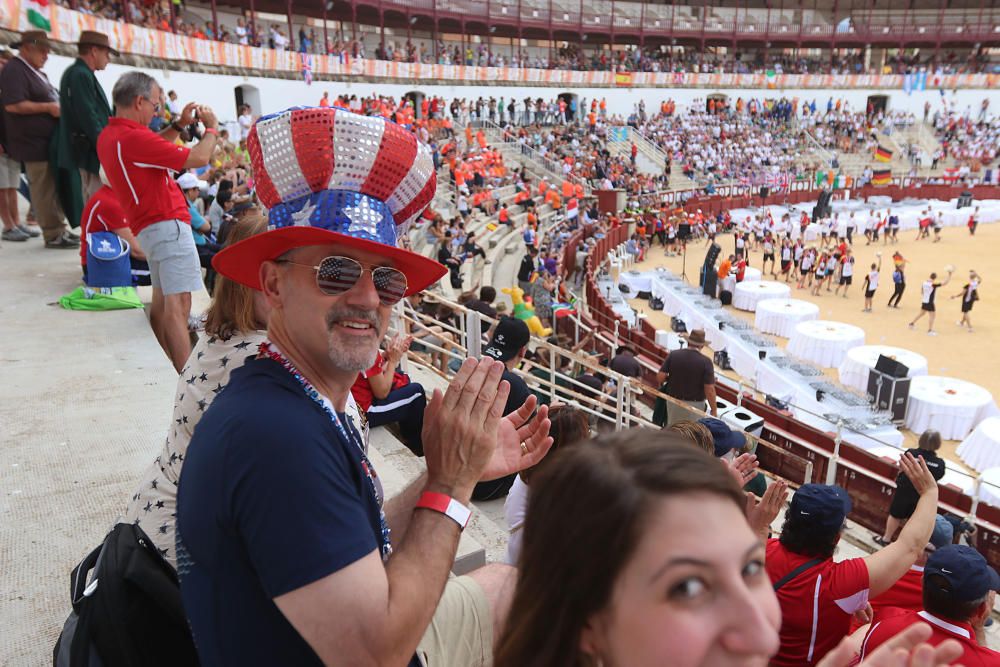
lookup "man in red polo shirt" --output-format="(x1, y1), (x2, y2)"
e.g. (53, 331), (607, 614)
(97, 71), (219, 372)
(766, 454), (939, 666)
(859, 544), (1000, 665)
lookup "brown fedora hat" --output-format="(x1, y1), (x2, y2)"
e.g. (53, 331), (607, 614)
(78, 30), (119, 56)
(11, 30), (51, 50)
(682, 328), (707, 347)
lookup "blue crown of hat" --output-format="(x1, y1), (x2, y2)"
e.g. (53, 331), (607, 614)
(247, 106), (436, 250)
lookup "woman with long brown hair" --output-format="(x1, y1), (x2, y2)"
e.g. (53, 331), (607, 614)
(495, 430), (782, 667)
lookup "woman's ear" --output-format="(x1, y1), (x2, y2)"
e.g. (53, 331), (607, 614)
(579, 612), (607, 665)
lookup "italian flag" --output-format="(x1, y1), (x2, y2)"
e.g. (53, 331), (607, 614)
(26, 0), (51, 32)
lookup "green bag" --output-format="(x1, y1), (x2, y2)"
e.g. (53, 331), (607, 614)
(59, 286), (144, 311)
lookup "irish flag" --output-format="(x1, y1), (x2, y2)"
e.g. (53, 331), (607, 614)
(26, 0), (51, 31)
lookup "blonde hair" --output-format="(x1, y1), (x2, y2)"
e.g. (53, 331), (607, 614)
(666, 420), (715, 455)
(204, 213), (267, 340)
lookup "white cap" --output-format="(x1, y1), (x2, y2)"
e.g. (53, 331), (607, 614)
(176, 172), (207, 191)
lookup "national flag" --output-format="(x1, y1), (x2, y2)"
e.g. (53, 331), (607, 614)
(765, 69), (777, 89)
(565, 198), (578, 220)
(301, 54), (313, 85)
(485, 222), (498, 232)
(25, 0), (51, 31)
(552, 300), (577, 318)
(614, 72), (633, 87)
(874, 145), (893, 163)
(871, 169), (892, 186)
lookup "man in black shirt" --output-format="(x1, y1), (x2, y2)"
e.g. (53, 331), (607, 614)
(475, 316), (533, 500)
(465, 286), (497, 334)
(517, 246), (538, 294)
(609, 344), (642, 378)
(655, 329), (719, 425)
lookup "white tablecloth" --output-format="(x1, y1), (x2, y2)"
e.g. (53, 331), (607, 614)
(619, 271), (653, 294)
(754, 299), (820, 338)
(837, 345), (929, 393)
(957, 417), (1000, 472)
(786, 320), (866, 368)
(905, 375), (1000, 441)
(743, 267), (763, 282)
(978, 467), (1000, 507)
(732, 281), (792, 312)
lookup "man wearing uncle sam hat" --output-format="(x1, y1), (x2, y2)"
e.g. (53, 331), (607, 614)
(176, 107), (552, 666)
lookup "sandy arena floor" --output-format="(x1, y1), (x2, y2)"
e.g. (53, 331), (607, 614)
(628, 217), (998, 464)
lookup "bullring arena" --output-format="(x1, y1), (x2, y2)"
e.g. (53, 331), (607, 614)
(2, 0), (1000, 663)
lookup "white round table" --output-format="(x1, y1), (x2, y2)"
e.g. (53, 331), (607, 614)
(754, 298), (820, 338)
(837, 345), (929, 393)
(743, 267), (763, 282)
(732, 280), (792, 312)
(786, 320), (866, 368)
(905, 376), (998, 441)
(977, 466), (1000, 507)
(957, 417), (1000, 472)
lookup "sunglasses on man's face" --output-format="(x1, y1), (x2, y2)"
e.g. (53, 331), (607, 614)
(277, 255), (408, 306)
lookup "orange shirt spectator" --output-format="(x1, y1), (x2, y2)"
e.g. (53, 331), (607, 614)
(718, 258), (732, 279)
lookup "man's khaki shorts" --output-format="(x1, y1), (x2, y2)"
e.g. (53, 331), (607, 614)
(416, 575), (493, 667)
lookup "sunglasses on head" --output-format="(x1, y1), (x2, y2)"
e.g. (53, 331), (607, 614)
(276, 255), (408, 306)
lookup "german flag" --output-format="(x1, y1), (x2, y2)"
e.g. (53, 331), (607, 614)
(872, 169), (892, 186)
(874, 145), (893, 163)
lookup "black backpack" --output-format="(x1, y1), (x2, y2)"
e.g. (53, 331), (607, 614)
(53, 522), (199, 667)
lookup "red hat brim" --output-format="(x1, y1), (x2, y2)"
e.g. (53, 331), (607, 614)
(211, 226), (447, 296)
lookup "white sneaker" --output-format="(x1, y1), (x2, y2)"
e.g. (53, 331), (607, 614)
(928, 330), (937, 336)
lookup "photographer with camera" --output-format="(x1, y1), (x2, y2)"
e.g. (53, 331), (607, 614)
(97, 72), (220, 373)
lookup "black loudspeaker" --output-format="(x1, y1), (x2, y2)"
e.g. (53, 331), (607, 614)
(714, 350), (732, 370)
(957, 191), (974, 209)
(867, 370), (911, 423)
(758, 350), (767, 360)
(678, 223), (692, 240)
(719, 289), (733, 305)
(702, 242), (722, 296)
(759, 186), (770, 199)
(671, 317), (687, 333)
(874, 354), (909, 379)
(813, 189), (833, 222)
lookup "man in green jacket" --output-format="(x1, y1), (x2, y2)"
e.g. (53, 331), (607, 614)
(55, 30), (115, 229)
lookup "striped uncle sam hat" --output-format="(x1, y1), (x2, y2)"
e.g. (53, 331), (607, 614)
(212, 107), (446, 294)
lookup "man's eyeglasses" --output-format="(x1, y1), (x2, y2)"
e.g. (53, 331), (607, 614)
(141, 96), (161, 114)
(276, 255), (408, 306)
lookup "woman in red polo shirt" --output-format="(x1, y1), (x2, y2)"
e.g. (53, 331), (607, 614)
(766, 454), (939, 666)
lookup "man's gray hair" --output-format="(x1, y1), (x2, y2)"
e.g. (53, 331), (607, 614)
(112, 71), (158, 109)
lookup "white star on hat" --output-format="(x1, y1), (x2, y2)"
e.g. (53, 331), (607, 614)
(291, 200), (318, 226)
(341, 196), (379, 229)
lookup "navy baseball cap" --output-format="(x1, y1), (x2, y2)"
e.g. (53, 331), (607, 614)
(698, 417), (747, 457)
(925, 545), (1000, 602)
(789, 484), (852, 531)
(929, 514), (954, 550)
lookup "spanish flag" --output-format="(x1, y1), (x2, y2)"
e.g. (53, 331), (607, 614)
(874, 145), (893, 163)
(615, 72), (633, 87)
(872, 169), (892, 186)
